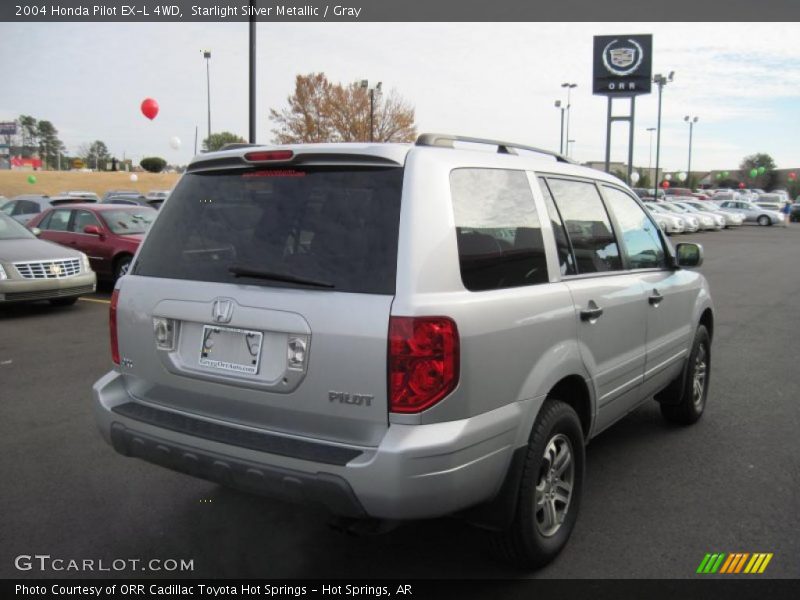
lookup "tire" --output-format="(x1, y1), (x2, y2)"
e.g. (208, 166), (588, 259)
(757, 215), (770, 226)
(658, 325), (711, 425)
(114, 255), (132, 280)
(49, 296), (78, 307)
(491, 399), (585, 569)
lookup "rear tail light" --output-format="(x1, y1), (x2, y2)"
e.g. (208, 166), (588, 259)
(388, 316), (459, 414)
(110, 289), (120, 365)
(244, 150), (294, 162)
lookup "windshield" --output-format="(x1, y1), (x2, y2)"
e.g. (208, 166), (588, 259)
(102, 209), (156, 234)
(133, 166), (404, 294)
(0, 213), (36, 240)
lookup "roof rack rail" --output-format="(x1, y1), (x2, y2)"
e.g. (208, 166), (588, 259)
(415, 133), (576, 164)
(220, 142), (261, 151)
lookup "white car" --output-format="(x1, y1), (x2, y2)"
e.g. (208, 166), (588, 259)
(665, 202), (721, 231)
(647, 202), (700, 232)
(646, 207), (685, 235)
(718, 200), (784, 226)
(669, 201), (726, 230)
(681, 201), (744, 227)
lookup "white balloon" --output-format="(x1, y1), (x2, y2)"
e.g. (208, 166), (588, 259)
(665, 173), (672, 181)
(630, 172), (640, 184)
(678, 172), (687, 182)
(169, 136), (182, 150)
(130, 174), (138, 182)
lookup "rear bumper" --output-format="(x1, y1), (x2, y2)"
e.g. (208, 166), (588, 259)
(93, 371), (524, 520)
(0, 272), (96, 303)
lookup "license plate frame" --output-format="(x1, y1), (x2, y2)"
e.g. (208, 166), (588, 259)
(199, 324), (264, 375)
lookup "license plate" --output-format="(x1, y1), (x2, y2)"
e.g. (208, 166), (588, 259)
(199, 325), (263, 375)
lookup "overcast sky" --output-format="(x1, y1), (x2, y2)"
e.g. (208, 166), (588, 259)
(1, 21), (799, 173)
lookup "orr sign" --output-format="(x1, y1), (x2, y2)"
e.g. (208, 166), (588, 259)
(593, 34), (652, 96)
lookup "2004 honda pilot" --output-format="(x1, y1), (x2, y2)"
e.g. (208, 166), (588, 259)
(93, 135), (714, 568)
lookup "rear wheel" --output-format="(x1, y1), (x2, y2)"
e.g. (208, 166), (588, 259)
(114, 255), (132, 280)
(657, 325), (710, 425)
(49, 296), (78, 307)
(757, 215), (771, 226)
(491, 399), (585, 569)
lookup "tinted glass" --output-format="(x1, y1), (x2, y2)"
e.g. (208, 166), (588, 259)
(101, 209), (156, 234)
(602, 186), (666, 269)
(13, 200), (39, 215)
(44, 209), (71, 231)
(546, 178), (622, 273)
(451, 168), (548, 291)
(0, 213), (35, 239)
(1, 202), (15, 215)
(71, 210), (101, 232)
(538, 177), (576, 276)
(134, 167), (403, 294)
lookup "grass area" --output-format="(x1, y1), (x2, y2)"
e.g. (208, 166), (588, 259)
(0, 170), (181, 198)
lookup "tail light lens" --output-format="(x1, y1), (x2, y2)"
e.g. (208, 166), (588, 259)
(244, 150), (294, 162)
(110, 289), (120, 365)
(389, 316), (459, 414)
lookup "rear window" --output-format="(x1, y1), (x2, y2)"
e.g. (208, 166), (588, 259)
(133, 166), (403, 294)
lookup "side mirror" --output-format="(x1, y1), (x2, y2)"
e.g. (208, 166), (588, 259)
(675, 242), (703, 268)
(30, 227), (42, 237)
(83, 225), (102, 235)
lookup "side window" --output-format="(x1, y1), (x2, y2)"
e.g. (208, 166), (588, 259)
(43, 209), (72, 232)
(537, 177), (576, 275)
(450, 168), (548, 291)
(71, 210), (101, 233)
(545, 178), (622, 274)
(602, 186), (666, 269)
(16, 200), (40, 215)
(1, 201), (16, 215)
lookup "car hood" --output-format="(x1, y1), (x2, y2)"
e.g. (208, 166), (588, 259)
(0, 237), (84, 263)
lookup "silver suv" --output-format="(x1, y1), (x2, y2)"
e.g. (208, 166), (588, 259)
(93, 135), (714, 568)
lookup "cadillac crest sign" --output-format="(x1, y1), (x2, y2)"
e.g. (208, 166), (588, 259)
(593, 34), (652, 95)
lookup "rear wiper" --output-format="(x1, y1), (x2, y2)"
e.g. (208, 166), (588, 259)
(228, 264), (335, 289)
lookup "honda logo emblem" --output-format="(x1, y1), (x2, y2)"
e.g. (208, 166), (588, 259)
(211, 299), (234, 324)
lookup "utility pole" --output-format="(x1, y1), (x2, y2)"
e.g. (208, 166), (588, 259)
(652, 71), (675, 199)
(248, 2), (256, 143)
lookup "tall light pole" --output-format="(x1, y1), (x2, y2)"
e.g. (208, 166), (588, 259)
(202, 50), (212, 144)
(555, 100), (565, 154)
(360, 80), (382, 142)
(248, 5), (256, 143)
(652, 71), (675, 199)
(646, 127), (656, 183)
(684, 115), (698, 187)
(567, 139), (576, 157)
(561, 82), (577, 157)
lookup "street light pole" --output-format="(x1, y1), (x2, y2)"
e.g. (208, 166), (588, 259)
(646, 127), (656, 183)
(248, 6), (256, 143)
(652, 71), (674, 199)
(685, 116), (698, 187)
(360, 80), (382, 142)
(561, 82), (577, 157)
(555, 100), (565, 154)
(202, 50), (212, 143)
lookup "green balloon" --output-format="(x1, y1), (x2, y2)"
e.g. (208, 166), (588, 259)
(723, 171), (729, 177)
(750, 168), (758, 178)
(758, 166), (766, 175)
(27, 175), (36, 184)
(716, 173), (722, 179)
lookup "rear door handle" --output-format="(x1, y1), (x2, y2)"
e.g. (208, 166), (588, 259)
(649, 290), (664, 306)
(580, 301), (604, 322)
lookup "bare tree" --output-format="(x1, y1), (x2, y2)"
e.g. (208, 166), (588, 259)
(270, 73), (417, 144)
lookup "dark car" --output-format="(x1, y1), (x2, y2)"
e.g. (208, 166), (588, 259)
(27, 203), (157, 280)
(790, 203), (800, 223)
(1, 194), (97, 225)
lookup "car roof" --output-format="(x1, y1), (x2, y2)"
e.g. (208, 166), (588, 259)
(44, 202), (155, 211)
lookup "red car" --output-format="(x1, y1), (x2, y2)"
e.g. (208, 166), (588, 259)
(27, 203), (157, 280)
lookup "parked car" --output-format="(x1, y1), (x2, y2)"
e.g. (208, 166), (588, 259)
(667, 201), (725, 230)
(790, 203), (800, 223)
(102, 195), (162, 209)
(101, 189), (140, 202)
(0, 195), (8, 208)
(94, 135), (714, 569)
(663, 187), (695, 198)
(678, 200), (743, 227)
(633, 187), (665, 201)
(717, 200), (784, 226)
(646, 201), (700, 232)
(27, 203), (157, 280)
(0, 212), (96, 305)
(1, 194), (96, 225)
(644, 205), (685, 235)
(61, 190), (101, 202)
(145, 190), (170, 200)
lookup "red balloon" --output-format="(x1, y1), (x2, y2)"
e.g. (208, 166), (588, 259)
(661, 180), (670, 188)
(141, 98), (159, 120)
(789, 172), (797, 180)
(738, 182), (745, 189)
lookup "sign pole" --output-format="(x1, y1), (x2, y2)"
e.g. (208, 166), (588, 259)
(627, 96), (636, 183)
(604, 97), (613, 173)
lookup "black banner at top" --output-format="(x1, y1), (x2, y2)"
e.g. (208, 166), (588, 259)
(3, 0), (800, 22)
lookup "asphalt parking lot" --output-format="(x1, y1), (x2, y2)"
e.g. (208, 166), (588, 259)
(1, 225), (798, 579)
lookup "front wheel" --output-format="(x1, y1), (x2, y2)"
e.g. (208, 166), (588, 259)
(757, 215), (771, 226)
(114, 255), (132, 280)
(491, 399), (585, 569)
(658, 325), (711, 425)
